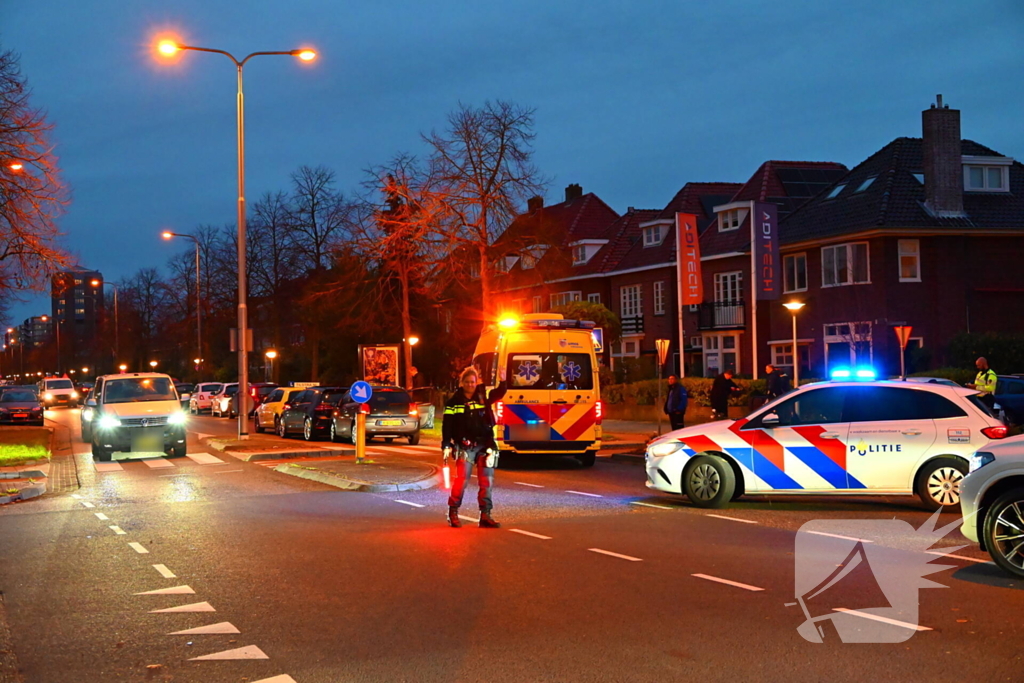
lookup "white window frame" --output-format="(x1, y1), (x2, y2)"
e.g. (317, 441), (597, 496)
(713, 271), (743, 303)
(587, 293), (601, 304)
(718, 209), (740, 232)
(821, 242), (870, 287)
(620, 285), (642, 318)
(642, 224), (664, 247)
(783, 253), (807, 293)
(898, 239), (921, 282)
(653, 281), (666, 315)
(963, 164), (1010, 193)
(770, 342), (794, 367)
(690, 336), (703, 349)
(572, 244), (587, 265)
(550, 291), (582, 308)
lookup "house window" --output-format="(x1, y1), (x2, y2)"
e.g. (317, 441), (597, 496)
(642, 224), (664, 247)
(783, 253), (807, 293)
(654, 281), (666, 315)
(855, 177), (876, 193)
(823, 321), (873, 371)
(624, 341), (637, 355)
(822, 243), (869, 287)
(826, 184), (846, 199)
(550, 291), (581, 308)
(964, 165), (1008, 192)
(513, 298), (529, 314)
(572, 244), (587, 265)
(718, 210), (741, 232)
(898, 239), (920, 282)
(587, 293), (601, 304)
(690, 336), (702, 348)
(532, 296), (542, 313)
(713, 271), (743, 303)
(771, 343), (794, 367)
(620, 285), (642, 318)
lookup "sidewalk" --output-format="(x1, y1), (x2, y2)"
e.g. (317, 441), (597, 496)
(273, 453), (440, 493)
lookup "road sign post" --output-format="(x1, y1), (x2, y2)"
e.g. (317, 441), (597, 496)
(350, 381), (373, 464)
(893, 326), (913, 380)
(655, 339), (671, 435)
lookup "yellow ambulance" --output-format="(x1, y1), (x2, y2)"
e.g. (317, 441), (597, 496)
(473, 313), (603, 467)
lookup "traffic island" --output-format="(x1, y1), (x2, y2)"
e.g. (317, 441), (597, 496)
(0, 426), (53, 503)
(274, 455), (441, 492)
(201, 436), (354, 462)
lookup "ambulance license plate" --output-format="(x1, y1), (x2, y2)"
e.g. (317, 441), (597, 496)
(378, 420), (403, 426)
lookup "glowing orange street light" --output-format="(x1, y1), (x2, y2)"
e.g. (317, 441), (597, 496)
(8, 163), (23, 171)
(296, 49), (317, 61)
(161, 231), (174, 240)
(158, 40), (180, 56)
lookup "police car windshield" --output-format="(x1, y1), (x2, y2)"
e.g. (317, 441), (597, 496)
(103, 377), (177, 403)
(509, 353), (593, 391)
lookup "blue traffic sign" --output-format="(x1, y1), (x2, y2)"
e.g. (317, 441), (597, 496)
(350, 381), (373, 404)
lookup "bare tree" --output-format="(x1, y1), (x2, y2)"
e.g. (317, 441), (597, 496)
(0, 48), (71, 295)
(249, 191), (301, 372)
(288, 165), (354, 273)
(118, 268), (171, 366)
(424, 100), (548, 315)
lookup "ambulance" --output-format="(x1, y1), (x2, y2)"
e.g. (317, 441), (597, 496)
(473, 313), (602, 467)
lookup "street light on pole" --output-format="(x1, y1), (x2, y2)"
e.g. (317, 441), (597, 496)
(264, 349), (277, 383)
(162, 231), (203, 374)
(157, 38), (317, 440)
(782, 302), (805, 388)
(90, 279), (119, 367)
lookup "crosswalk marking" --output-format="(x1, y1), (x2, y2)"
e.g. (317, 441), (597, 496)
(189, 644), (268, 661)
(169, 621), (240, 635)
(128, 542), (149, 554)
(185, 452), (225, 465)
(153, 564), (176, 578)
(109, 525), (126, 535)
(94, 462), (124, 472)
(142, 458), (175, 469)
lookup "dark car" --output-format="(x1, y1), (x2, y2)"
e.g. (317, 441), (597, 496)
(995, 375), (1024, 425)
(330, 386), (421, 445)
(227, 382), (278, 418)
(174, 383), (195, 411)
(277, 386), (347, 441)
(0, 389), (44, 425)
(77, 382), (95, 401)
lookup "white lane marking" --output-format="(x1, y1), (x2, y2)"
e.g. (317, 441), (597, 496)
(150, 601), (215, 613)
(832, 608), (932, 632)
(458, 514), (480, 523)
(94, 512), (109, 521)
(142, 458), (175, 469)
(509, 529), (551, 540)
(250, 676), (298, 683)
(514, 482), (544, 488)
(211, 469), (244, 474)
(805, 530), (874, 544)
(134, 585), (195, 596)
(630, 501), (673, 510)
(153, 564), (176, 578)
(189, 644), (268, 661)
(567, 490), (603, 498)
(706, 513), (758, 525)
(692, 573), (764, 592)
(109, 525), (126, 535)
(169, 621), (240, 635)
(128, 542), (149, 554)
(589, 548), (642, 562)
(394, 500), (425, 508)
(925, 551), (992, 564)
(193, 432), (216, 440)
(94, 462), (124, 472)
(71, 494), (82, 499)
(81, 501), (95, 508)
(157, 473), (189, 477)
(186, 452), (224, 465)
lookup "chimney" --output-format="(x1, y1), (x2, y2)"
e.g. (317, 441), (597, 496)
(527, 195), (544, 212)
(564, 183), (583, 202)
(922, 94), (964, 217)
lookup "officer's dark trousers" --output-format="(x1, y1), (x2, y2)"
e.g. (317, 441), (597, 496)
(447, 445), (495, 511)
(668, 411), (685, 431)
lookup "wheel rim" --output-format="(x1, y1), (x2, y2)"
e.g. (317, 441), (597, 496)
(992, 499), (1024, 571)
(304, 419), (312, 440)
(926, 467), (964, 507)
(689, 463), (721, 501)
(330, 422), (336, 441)
(276, 418), (284, 437)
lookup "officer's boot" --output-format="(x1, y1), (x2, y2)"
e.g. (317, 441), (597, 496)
(447, 506), (461, 528)
(478, 509), (501, 529)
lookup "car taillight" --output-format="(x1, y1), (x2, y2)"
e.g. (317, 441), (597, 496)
(283, 403), (291, 411)
(495, 401), (504, 424)
(982, 425), (1009, 439)
(316, 402), (333, 412)
(595, 400), (603, 424)
(409, 404), (419, 417)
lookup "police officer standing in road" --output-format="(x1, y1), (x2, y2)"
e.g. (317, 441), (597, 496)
(764, 364), (789, 400)
(442, 367), (506, 528)
(967, 356), (998, 409)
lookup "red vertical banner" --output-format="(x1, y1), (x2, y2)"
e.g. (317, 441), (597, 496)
(753, 202), (780, 300)
(676, 213), (703, 305)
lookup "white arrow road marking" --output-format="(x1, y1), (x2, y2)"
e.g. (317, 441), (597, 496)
(251, 676), (298, 683)
(832, 608), (932, 631)
(692, 574), (764, 592)
(142, 458), (175, 469)
(152, 564), (176, 578)
(150, 601), (215, 613)
(189, 645), (268, 661)
(94, 512), (109, 521)
(94, 462), (124, 472)
(589, 548), (642, 562)
(509, 529), (551, 540)
(185, 452), (224, 465)
(128, 542), (149, 554)
(81, 501), (95, 508)
(134, 585), (195, 596)
(168, 622), (240, 635)
(706, 514), (758, 524)
(109, 525), (126, 535)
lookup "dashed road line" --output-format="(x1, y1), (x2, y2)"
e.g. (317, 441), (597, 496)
(134, 585), (195, 596)
(94, 462), (124, 472)
(150, 601), (215, 613)
(189, 644), (268, 661)
(71, 494), (82, 499)
(589, 548), (642, 562)
(80, 501), (95, 508)
(692, 573), (764, 591)
(925, 551), (991, 564)
(394, 500), (425, 508)
(142, 458), (175, 469)
(185, 452), (225, 465)
(458, 514), (480, 523)
(630, 501), (673, 510)
(832, 608), (931, 632)
(153, 564), (176, 578)
(128, 542), (149, 554)
(706, 514), (758, 524)
(169, 621), (240, 635)
(109, 525), (126, 535)
(94, 512), (109, 521)
(251, 675), (298, 683)
(509, 529), (552, 540)
(210, 469), (244, 474)
(514, 482), (544, 488)
(805, 530), (874, 543)
(567, 490), (603, 498)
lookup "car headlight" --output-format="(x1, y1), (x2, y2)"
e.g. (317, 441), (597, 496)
(44, 393), (53, 401)
(969, 451), (995, 473)
(98, 414), (121, 429)
(168, 411), (187, 425)
(70, 391), (79, 399)
(82, 407), (94, 422)
(648, 441), (686, 457)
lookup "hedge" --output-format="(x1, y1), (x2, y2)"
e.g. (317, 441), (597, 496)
(603, 377), (767, 408)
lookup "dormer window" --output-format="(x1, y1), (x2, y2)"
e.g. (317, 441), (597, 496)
(962, 155), (1012, 193)
(718, 210), (741, 232)
(569, 239), (608, 265)
(521, 245), (549, 270)
(642, 224), (665, 246)
(572, 244), (587, 265)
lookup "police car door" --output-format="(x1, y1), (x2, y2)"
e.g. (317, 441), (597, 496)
(740, 386), (851, 491)
(844, 386), (937, 491)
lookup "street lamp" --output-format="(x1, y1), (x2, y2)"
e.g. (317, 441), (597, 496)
(782, 302), (806, 388)
(90, 279), (119, 365)
(264, 349), (277, 383)
(158, 38), (317, 440)
(119, 364), (127, 373)
(162, 231), (203, 372)
(149, 360), (158, 370)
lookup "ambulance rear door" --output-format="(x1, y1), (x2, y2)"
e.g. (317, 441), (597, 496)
(546, 330), (599, 448)
(502, 331), (553, 445)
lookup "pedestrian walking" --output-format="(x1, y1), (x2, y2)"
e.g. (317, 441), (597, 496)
(764, 364), (790, 400)
(441, 367), (506, 528)
(710, 370), (741, 420)
(967, 356), (998, 409)
(664, 375), (688, 431)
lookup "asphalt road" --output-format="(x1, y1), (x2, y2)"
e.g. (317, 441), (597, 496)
(0, 408), (1022, 682)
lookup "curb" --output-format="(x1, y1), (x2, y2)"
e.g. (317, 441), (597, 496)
(0, 468), (47, 479)
(233, 448), (355, 462)
(273, 462), (441, 493)
(0, 482), (47, 505)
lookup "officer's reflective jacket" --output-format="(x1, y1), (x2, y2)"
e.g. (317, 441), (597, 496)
(442, 383), (507, 449)
(975, 369), (997, 395)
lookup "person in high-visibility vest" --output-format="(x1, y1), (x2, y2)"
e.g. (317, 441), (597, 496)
(967, 356), (998, 408)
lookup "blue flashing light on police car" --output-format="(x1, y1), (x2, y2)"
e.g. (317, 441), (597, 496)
(830, 367), (877, 381)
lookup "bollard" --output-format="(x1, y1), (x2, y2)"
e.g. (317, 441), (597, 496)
(355, 403), (368, 464)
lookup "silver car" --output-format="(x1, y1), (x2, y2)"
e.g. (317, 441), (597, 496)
(960, 431), (1024, 577)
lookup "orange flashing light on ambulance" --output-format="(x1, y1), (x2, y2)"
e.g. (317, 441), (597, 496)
(473, 313), (602, 467)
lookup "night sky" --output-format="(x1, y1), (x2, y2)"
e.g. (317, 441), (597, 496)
(4, 0), (1023, 323)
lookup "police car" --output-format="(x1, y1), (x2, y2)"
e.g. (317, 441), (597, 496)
(645, 369), (1008, 510)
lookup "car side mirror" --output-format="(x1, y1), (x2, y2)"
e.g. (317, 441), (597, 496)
(761, 412), (780, 427)
(86, 398), (97, 407)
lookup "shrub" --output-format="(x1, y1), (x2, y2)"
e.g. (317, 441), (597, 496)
(948, 333), (1024, 375)
(604, 377), (766, 407)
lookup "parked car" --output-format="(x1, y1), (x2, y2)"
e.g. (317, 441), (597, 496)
(277, 387), (347, 441)
(0, 389), (44, 425)
(38, 377), (79, 408)
(210, 383), (239, 417)
(254, 386), (304, 434)
(960, 434), (1024, 577)
(994, 375), (1024, 425)
(80, 373), (188, 460)
(331, 385), (421, 444)
(410, 386), (436, 429)
(174, 383), (195, 411)
(77, 381), (95, 401)
(189, 382), (223, 414)
(226, 382), (278, 419)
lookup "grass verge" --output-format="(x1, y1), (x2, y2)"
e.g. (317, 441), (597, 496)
(0, 445), (50, 467)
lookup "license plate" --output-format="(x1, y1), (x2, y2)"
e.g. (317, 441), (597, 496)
(13, 414), (27, 418)
(378, 420), (403, 426)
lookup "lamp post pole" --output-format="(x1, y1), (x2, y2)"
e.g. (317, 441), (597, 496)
(783, 302), (805, 388)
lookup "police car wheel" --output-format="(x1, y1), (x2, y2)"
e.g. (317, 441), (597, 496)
(916, 457), (967, 511)
(982, 488), (1024, 579)
(682, 455), (735, 509)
